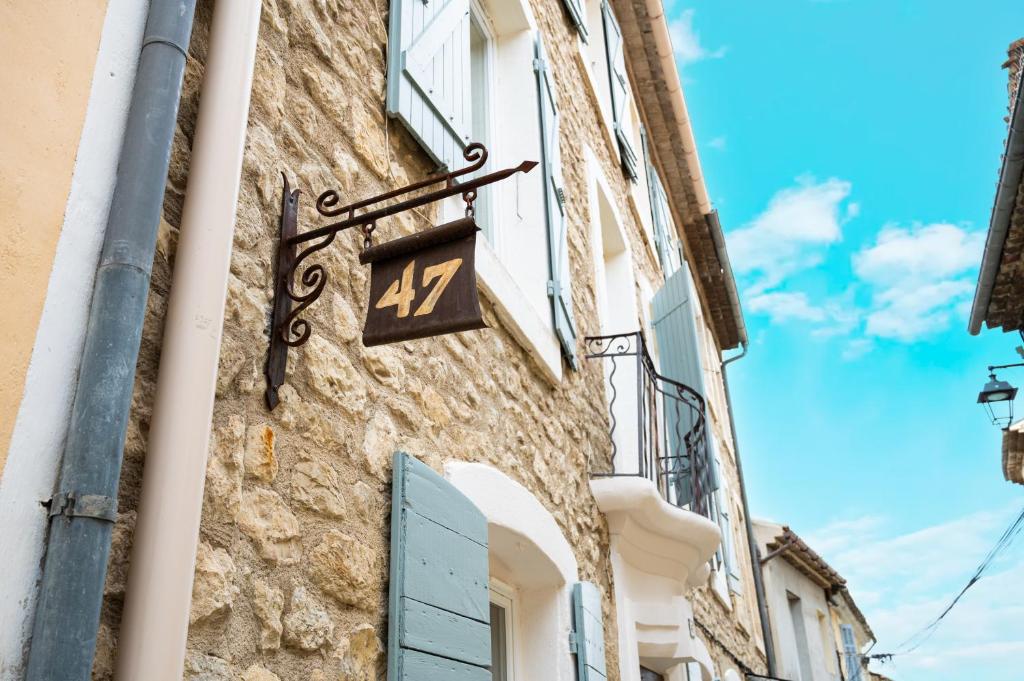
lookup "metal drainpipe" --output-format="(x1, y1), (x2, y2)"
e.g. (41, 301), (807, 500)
(24, 2), (197, 680)
(114, 1), (261, 677)
(721, 342), (778, 677)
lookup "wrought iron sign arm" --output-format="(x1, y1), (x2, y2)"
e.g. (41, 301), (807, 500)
(264, 143), (537, 409)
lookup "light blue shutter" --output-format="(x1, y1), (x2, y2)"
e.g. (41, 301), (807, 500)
(386, 0), (471, 169)
(717, 487), (741, 591)
(559, 0), (588, 41)
(652, 265), (706, 401)
(652, 266), (715, 506)
(601, 0), (639, 180)
(841, 624), (861, 681)
(640, 126), (675, 277)
(571, 582), (608, 681)
(387, 452), (491, 681)
(535, 37), (578, 369)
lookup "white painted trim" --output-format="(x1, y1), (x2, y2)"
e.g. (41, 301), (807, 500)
(446, 462), (577, 681)
(488, 581), (517, 681)
(0, 3), (148, 678)
(476, 239), (563, 384)
(445, 461), (578, 585)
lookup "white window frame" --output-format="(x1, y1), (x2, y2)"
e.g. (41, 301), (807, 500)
(489, 578), (518, 681)
(468, 1), (496, 239)
(446, 0), (565, 383)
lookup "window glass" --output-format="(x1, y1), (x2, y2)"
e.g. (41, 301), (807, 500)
(490, 601), (509, 681)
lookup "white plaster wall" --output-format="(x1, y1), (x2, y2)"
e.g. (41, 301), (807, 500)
(757, 544), (837, 681)
(0, 1), (148, 676)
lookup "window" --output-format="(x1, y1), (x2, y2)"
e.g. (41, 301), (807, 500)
(490, 582), (515, 681)
(579, 1), (640, 178)
(387, 0), (574, 380)
(788, 593), (814, 681)
(589, 156), (642, 472)
(640, 667), (664, 681)
(390, 455), (584, 681)
(841, 623), (863, 681)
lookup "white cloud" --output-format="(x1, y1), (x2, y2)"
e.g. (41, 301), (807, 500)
(669, 9), (727, 65)
(708, 135), (727, 150)
(747, 291), (826, 323)
(853, 223), (984, 341)
(841, 338), (874, 360)
(728, 176), (855, 294)
(806, 505), (1024, 681)
(853, 223), (983, 287)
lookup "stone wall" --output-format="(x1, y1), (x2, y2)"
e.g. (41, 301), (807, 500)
(89, 1), (767, 680)
(90, 0), (687, 678)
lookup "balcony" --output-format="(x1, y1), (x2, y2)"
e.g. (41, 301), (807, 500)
(584, 331), (714, 520)
(585, 331), (722, 677)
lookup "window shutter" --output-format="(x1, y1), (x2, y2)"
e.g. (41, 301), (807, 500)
(652, 266), (716, 506)
(571, 582), (608, 681)
(386, 0), (471, 169)
(640, 126), (676, 277)
(719, 499), (741, 591)
(535, 37), (578, 369)
(652, 265), (707, 405)
(387, 452), (491, 681)
(841, 624), (861, 681)
(601, 0), (639, 180)
(559, 0), (588, 42)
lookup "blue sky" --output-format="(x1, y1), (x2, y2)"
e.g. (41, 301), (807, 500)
(664, 2), (1024, 679)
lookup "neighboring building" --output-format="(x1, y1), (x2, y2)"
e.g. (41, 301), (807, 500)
(754, 522), (876, 681)
(0, 1), (152, 677)
(969, 37), (1024, 486)
(0, 1), (773, 681)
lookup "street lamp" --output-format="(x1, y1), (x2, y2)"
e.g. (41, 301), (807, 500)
(978, 367), (1020, 429)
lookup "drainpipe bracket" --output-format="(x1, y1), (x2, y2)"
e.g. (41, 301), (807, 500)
(46, 492), (118, 523)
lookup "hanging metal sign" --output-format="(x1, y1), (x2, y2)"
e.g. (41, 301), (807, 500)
(361, 217), (485, 346)
(263, 143), (536, 410)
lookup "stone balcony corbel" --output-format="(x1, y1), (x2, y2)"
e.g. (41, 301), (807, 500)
(591, 476), (721, 586)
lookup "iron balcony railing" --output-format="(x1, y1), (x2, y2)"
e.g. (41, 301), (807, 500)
(584, 331), (713, 520)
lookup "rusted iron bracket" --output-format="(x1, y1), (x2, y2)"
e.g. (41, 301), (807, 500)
(264, 143), (537, 409)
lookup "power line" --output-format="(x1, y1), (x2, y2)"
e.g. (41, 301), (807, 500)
(867, 504), (1024, 661)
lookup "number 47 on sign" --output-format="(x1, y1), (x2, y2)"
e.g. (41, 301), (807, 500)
(360, 217), (486, 347)
(376, 258), (462, 319)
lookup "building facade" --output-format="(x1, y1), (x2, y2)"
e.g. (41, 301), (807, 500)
(754, 522), (876, 681)
(969, 37), (1024, 486)
(0, 1), (771, 681)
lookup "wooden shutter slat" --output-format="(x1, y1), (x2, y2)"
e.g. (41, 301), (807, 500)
(388, 452), (491, 681)
(398, 649), (491, 681)
(400, 598), (491, 667)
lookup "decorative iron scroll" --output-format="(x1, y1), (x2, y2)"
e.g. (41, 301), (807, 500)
(264, 143), (537, 410)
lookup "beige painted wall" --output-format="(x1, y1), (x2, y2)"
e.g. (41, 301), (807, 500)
(0, 0), (110, 472)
